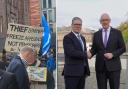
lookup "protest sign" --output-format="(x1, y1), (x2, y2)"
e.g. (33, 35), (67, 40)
(27, 66), (47, 82)
(5, 23), (43, 52)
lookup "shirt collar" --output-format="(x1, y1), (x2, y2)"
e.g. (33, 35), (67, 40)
(102, 26), (111, 32)
(72, 31), (80, 37)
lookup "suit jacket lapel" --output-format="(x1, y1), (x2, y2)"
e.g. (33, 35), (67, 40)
(70, 32), (83, 51)
(99, 30), (105, 49)
(81, 36), (86, 51)
(106, 28), (113, 48)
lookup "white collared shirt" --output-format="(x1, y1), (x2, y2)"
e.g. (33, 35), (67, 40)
(72, 31), (80, 39)
(102, 27), (111, 43)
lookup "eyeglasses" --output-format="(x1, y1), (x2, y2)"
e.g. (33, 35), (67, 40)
(100, 19), (110, 22)
(73, 24), (82, 26)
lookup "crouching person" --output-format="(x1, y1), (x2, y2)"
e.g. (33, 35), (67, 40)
(7, 46), (36, 89)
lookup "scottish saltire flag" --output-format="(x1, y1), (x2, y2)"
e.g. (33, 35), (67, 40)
(39, 15), (51, 56)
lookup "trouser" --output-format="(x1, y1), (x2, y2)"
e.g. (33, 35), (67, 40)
(64, 75), (86, 89)
(64, 67), (87, 89)
(96, 65), (121, 89)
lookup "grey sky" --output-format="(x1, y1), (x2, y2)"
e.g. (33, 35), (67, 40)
(56, 0), (128, 29)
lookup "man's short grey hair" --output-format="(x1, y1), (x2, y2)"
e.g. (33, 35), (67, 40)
(20, 46), (34, 53)
(100, 13), (111, 21)
(72, 17), (82, 24)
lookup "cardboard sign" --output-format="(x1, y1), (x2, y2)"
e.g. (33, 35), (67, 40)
(5, 23), (43, 52)
(27, 66), (47, 82)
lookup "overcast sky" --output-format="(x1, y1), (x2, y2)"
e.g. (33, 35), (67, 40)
(56, 0), (128, 29)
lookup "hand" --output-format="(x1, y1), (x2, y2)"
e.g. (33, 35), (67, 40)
(87, 51), (92, 59)
(104, 53), (113, 60)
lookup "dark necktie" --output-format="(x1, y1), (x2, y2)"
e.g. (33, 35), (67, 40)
(77, 34), (84, 51)
(77, 34), (86, 66)
(103, 30), (108, 47)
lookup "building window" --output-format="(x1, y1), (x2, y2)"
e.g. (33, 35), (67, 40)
(48, 0), (52, 8)
(48, 10), (53, 22)
(43, 11), (47, 21)
(49, 24), (53, 32)
(43, 0), (47, 8)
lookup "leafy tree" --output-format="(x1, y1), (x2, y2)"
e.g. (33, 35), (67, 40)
(118, 21), (128, 43)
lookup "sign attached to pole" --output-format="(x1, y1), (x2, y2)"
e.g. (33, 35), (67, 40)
(5, 23), (43, 52)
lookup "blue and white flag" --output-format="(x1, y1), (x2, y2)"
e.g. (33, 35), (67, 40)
(39, 15), (51, 56)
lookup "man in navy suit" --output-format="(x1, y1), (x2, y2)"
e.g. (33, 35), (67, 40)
(88, 13), (126, 89)
(0, 69), (19, 89)
(7, 46), (36, 89)
(63, 17), (90, 89)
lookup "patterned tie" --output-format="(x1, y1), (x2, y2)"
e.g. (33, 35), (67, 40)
(77, 34), (86, 66)
(77, 34), (84, 51)
(104, 30), (108, 47)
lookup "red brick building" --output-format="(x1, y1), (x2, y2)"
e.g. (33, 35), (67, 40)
(29, 0), (41, 26)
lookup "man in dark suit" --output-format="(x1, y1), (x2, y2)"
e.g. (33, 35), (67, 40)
(88, 13), (126, 89)
(0, 69), (19, 89)
(7, 46), (36, 89)
(63, 17), (90, 89)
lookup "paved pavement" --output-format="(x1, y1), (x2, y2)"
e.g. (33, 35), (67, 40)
(32, 54), (128, 89)
(57, 66), (126, 89)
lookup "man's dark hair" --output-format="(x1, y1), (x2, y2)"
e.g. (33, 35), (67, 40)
(72, 17), (82, 24)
